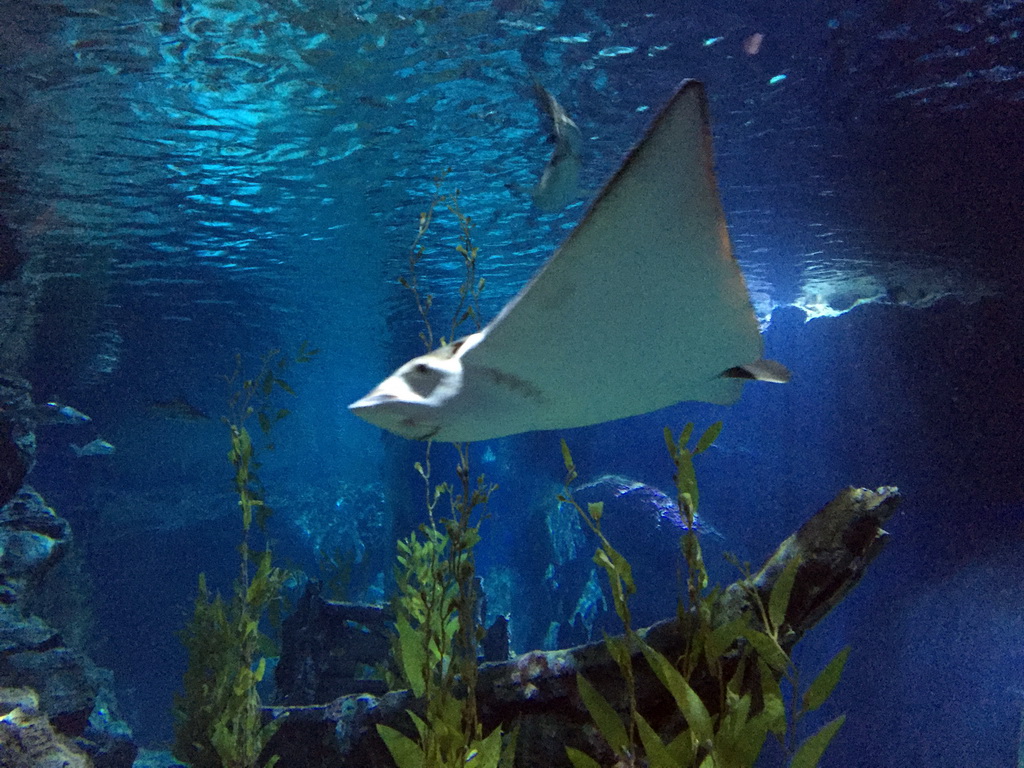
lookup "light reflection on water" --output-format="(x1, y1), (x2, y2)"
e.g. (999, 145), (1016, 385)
(3, 0), (1015, 355)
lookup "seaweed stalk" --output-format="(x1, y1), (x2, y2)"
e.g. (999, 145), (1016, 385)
(173, 345), (317, 768)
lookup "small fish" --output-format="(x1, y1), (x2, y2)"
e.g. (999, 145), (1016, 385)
(0, 399), (91, 426)
(743, 32), (765, 56)
(35, 401), (92, 426)
(70, 438), (115, 457)
(149, 396), (210, 422)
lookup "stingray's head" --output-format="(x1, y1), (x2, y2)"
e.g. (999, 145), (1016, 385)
(348, 342), (467, 440)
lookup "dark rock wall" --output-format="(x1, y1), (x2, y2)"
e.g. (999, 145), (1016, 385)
(0, 483), (137, 767)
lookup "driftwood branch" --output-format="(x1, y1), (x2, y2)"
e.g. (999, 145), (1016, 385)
(267, 486), (901, 768)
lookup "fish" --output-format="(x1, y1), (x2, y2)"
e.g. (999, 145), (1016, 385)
(35, 401), (92, 426)
(527, 81), (585, 212)
(349, 79), (791, 443)
(4, 400), (93, 426)
(70, 438), (115, 457)
(742, 32), (765, 56)
(148, 396), (210, 422)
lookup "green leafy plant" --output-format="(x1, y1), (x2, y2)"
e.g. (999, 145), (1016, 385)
(377, 443), (507, 768)
(377, 179), (513, 768)
(399, 171), (486, 352)
(173, 344), (317, 768)
(561, 424), (848, 768)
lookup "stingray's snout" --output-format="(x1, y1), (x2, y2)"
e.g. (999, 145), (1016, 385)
(348, 391), (438, 440)
(348, 389), (397, 425)
(348, 391), (396, 411)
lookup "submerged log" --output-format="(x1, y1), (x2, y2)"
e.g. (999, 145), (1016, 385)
(266, 486), (901, 768)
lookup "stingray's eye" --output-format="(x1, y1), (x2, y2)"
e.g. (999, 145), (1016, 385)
(403, 360), (444, 398)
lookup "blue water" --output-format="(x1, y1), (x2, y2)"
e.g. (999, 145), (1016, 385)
(2, 0), (1023, 764)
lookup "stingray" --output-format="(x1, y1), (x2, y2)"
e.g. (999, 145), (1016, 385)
(349, 80), (790, 442)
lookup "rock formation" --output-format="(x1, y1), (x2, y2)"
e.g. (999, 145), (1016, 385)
(266, 486), (900, 768)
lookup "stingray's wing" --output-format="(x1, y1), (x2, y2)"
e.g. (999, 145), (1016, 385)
(462, 80), (765, 432)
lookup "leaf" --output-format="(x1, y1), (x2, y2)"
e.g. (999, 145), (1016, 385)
(575, 674), (629, 755)
(497, 721), (519, 768)
(715, 693), (773, 768)
(769, 556), (801, 632)
(565, 747), (601, 768)
(376, 724), (424, 768)
(802, 647), (850, 713)
(677, 422), (694, 452)
(560, 439), (575, 475)
(694, 421), (723, 454)
(639, 640), (713, 744)
(593, 548), (615, 577)
(753, 696), (782, 741)
(407, 711), (429, 742)
(635, 712), (676, 768)
(604, 636), (632, 678)
(257, 412), (271, 435)
(235, 427), (252, 458)
(757, 659), (788, 736)
(470, 725), (504, 768)
(744, 627), (790, 674)
(675, 452), (697, 512)
(666, 726), (697, 766)
(706, 616), (749, 664)
(788, 714), (846, 768)
(396, 617), (426, 697)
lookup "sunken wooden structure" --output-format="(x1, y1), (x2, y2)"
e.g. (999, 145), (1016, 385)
(267, 486), (901, 767)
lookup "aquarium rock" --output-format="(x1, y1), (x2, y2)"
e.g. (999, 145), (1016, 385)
(0, 375), (36, 508)
(0, 686), (90, 768)
(0, 486), (138, 768)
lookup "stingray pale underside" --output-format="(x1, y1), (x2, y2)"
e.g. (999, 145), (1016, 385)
(350, 80), (784, 442)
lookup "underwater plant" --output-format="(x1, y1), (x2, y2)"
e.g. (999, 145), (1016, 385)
(377, 442), (508, 768)
(173, 344), (317, 768)
(398, 171), (486, 353)
(376, 178), (514, 768)
(560, 424), (848, 768)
